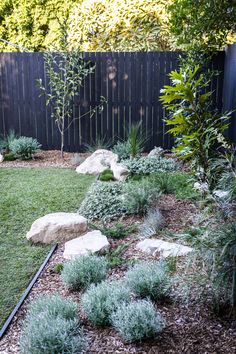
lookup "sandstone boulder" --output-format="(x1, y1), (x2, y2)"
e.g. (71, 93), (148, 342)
(136, 239), (193, 258)
(63, 230), (110, 259)
(0, 154), (4, 163)
(76, 149), (118, 175)
(26, 213), (87, 244)
(110, 161), (129, 182)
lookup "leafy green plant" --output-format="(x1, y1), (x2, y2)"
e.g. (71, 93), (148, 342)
(90, 222), (137, 239)
(106, 244), (129, 268)
(160, 66), (231, 180)
(99, 169), (115, 182)
(53, 263), (64, 274)
(61, 255), (108, 291)
(125, 261), (171, 301)
(123, 156), (179, 175)
(139, 208), (164, 238)
(3, 153), (16, 161)
(111, 300), (165, 343)
(9, 137), (41, 160)
(127, 121), (146, 158)
(0, 129), (18, 153)
(37, 27), (106, 158)
(81, 280), (131, 326)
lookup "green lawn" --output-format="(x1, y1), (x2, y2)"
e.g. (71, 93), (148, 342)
(0, 168), (94, 327)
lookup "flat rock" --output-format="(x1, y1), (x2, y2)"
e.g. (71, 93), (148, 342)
(26, 213), (87, 244)
(63, 230), (110, 259)
(76, 149), (118, 175)
(213, 189), (230, 200)
(136, 239), (193, 258)
(0, 154), (3, 163)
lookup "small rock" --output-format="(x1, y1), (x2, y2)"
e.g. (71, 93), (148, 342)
(110, 161), (129, 181)
(63, 230), (110, 259)
(76, 149), (118, 175)
(26, 213), (88, 244)
(213, 189), (230, 200)
(0, 154), (4, 163)
(136, 239), (193, 258)
(148, 146), (164, 157)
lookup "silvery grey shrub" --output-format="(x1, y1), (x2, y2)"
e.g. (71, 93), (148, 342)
(111, 300), (165, 342)
(122, 156), (179, 175)
(61, 254), (108, 291)
(20, 313), (85, 354)
(139, 208), (164, 238)
(19, 294), (85, 354)
(125, 261), (171, 301)
(81, 280), (131, 326)
(27, 293), (78, 321)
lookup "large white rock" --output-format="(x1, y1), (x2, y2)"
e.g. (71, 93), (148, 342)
(26, 213), (88, 244)
(0, 154), (4, 163)
(136, 239), (193, 258)
(110, 161), (129, 182)
(76, 149), (118, 175)
(63, 230), (110, 259)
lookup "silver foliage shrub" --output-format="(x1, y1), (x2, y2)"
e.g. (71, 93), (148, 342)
(125, 261), (171, 301)
(20, 314), (85, 354)
(78, 182), (126, 221)
(9, 136), (41, 160)
(27, 294), (78, 320)
(61, 254), (108, 291)
(122, 156), (179, 175)
(111, 300), (165, 342)
(19, 294), (85, 354)
(81, 280), (131, 326)
(139, 208), (164, 238)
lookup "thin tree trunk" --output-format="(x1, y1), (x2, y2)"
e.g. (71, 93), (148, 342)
(61, 131), (64, 159)
(232, 256), (236, 315)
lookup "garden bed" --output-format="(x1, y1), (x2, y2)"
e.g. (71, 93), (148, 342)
(1, 203), (236, 354)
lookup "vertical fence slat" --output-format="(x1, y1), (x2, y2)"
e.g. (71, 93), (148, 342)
(0, 51), (225, 151)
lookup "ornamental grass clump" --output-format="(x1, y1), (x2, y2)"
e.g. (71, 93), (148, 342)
(125, 261), (171, 301)
(111, 300), (165, 343)
(19, 294), (85, 354)
(81, 280), (131, 326)
(61, 254), (108, 291)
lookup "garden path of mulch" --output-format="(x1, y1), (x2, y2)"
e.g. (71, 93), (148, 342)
(1, 196), (236, 354)
(0, 150), (86, 168)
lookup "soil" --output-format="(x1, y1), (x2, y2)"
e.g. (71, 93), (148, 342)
(1, 152), (236, 353)
(0, 150), (88, 169)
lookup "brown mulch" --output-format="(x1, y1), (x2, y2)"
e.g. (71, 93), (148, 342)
(0, 150), (89, 168)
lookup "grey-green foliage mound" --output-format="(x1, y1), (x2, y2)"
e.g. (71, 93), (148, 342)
(61, 255), (108, 291)
(9, 136), (41, 160)
(125, 261), (171, 301)
(27, 294), (77, 320)
(81, 280), (131, 326)
(111, 300), (165, 343)
(122, 156), (179, 175)
(20, 294), (85, 354)
(78, 182), (126, 221)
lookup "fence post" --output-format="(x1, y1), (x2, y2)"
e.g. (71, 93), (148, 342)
(223, 44), (236, 142)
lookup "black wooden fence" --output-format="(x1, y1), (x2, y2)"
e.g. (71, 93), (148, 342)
(0, 52), (225, 151)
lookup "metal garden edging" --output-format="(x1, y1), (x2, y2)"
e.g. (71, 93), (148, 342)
(0, 243), (58, 340)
